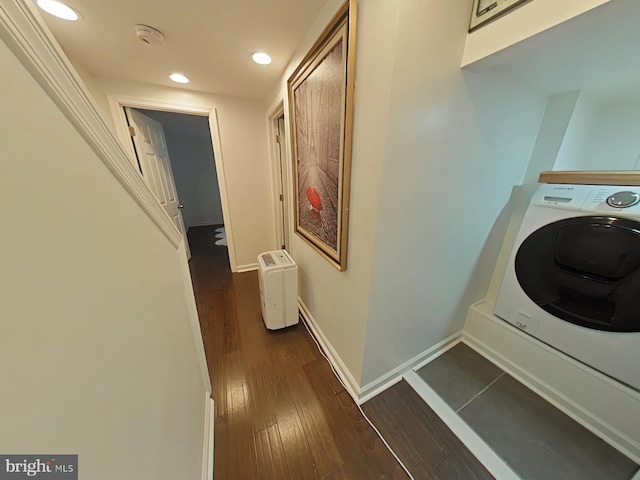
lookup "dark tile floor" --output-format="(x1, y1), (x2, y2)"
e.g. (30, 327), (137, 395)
(416, 342), (504, 412)
(363, 380), (494, 480)
(417, 343), (639, 480)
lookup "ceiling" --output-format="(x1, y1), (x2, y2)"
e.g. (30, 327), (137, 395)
(36, 0), (328, 100)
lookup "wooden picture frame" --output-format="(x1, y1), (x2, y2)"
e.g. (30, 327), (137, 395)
(287, 0), (357, 271)
(469, 0), (530, 31)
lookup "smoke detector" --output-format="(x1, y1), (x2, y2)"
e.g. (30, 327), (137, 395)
(134, 25), (165, 45)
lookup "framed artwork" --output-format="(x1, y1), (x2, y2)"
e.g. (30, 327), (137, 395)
(469, 0), (530, 31)
(287, 0), (357, 271)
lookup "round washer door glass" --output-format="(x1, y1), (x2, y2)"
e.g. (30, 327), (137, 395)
(515, 216), (640, 332)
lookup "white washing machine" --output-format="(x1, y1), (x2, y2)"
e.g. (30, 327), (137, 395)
(495, 183), (640, 391)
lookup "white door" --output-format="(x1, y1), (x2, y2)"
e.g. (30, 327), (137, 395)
(125, 107), (191, 260)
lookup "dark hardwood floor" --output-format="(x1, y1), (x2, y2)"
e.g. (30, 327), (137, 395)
(188, 226), (408, 479)
(363, 381), (494, 480)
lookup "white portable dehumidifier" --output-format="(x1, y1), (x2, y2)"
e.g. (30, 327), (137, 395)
(257, 250), (299, 330)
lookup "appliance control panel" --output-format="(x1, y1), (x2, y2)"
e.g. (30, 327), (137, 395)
(258, 249), (295, 271)
(532, 184), (640, 217)
(582, 186), (640, 216)
(531, 184), (594, 210)
(606, 191), (640, 208)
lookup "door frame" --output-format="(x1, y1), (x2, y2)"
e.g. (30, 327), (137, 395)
(107, 94), (238, 272)
(267, 100), (290, 251)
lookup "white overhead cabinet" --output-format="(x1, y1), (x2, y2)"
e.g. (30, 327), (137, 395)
(463, 0), (640, 174)
(463, 0), (613, 67)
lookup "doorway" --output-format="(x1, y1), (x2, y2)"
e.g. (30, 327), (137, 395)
(270, 102), (290, 252)
(107, 95), (239, 271)
(127, 108), (227, 262)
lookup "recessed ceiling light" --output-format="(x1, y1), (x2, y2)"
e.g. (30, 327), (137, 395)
(169, 73), (189, 84)
(36, 0), (80, 21)
(252, 52), (272, 65)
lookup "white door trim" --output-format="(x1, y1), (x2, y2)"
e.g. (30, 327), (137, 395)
(267, 98), (288, 251)
(0, 0), (182, 249)
(201, 393), (215, 480)
(107, 95), (238, 272)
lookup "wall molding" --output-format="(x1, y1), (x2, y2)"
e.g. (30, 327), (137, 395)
(464, 301), (640, 463)
(358, 331), (462, 404)
(201, 394), (215, 480)
(298, 297), (465, 404)
(0, 0), (213, 397)
(0, 0), (181, 248)
(357, 376), (403, 406)
(208, 108), (238, 272)
(178, 241), (211, 392)
(298, 298), (361, 400)
(236, 263), (258, 273)
(188, 221), (222, 229)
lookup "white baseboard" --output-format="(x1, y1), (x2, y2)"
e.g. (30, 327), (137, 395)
(297, 298), (361, 400)
(236, 263), (258, 273)
(464, 300), (640, 464)
(297, 296), (465, 406)
(188, 221), (222, 230)
(358, 331), (462, 405)
(201, 394), (214, 480)
(178, 241), (211, 393)
(405, 371), (520, 479)
(357, 377), (404, 406)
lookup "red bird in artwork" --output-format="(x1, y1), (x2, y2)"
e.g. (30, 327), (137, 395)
(306, 186), (323, 212)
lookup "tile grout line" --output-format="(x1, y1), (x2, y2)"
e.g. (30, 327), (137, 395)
(404, 371), (520, 480)
(456, 372), (505, 414)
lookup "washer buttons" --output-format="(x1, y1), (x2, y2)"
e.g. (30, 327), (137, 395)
(606, 191), (640, 208)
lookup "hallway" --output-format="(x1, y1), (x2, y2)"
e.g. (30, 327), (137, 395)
(187, 225), (408, 479)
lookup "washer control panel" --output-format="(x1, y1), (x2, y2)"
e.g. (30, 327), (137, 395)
(583, 186), (640, 216)
(531, 184), (640, 216)
(531, 184), (594, 210)
(606, 191), (640, 208)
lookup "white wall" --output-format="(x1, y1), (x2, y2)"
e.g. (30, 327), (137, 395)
(0, 39), (206, 479)
(360, 0), (546, 385)
(166, 128), (224, 228)
(141, 110), (224, 228)
(86, 76), (275, 269)
(553, 91), (599, 171)
(270, 0), (546, 388)
(271, 0), (401, 384)
(486, 91), (580, 304)
(554, 94), (640, 171)
(582, 97), (640, 170)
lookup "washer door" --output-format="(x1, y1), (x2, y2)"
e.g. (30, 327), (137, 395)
(515, 216), (640, 332)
